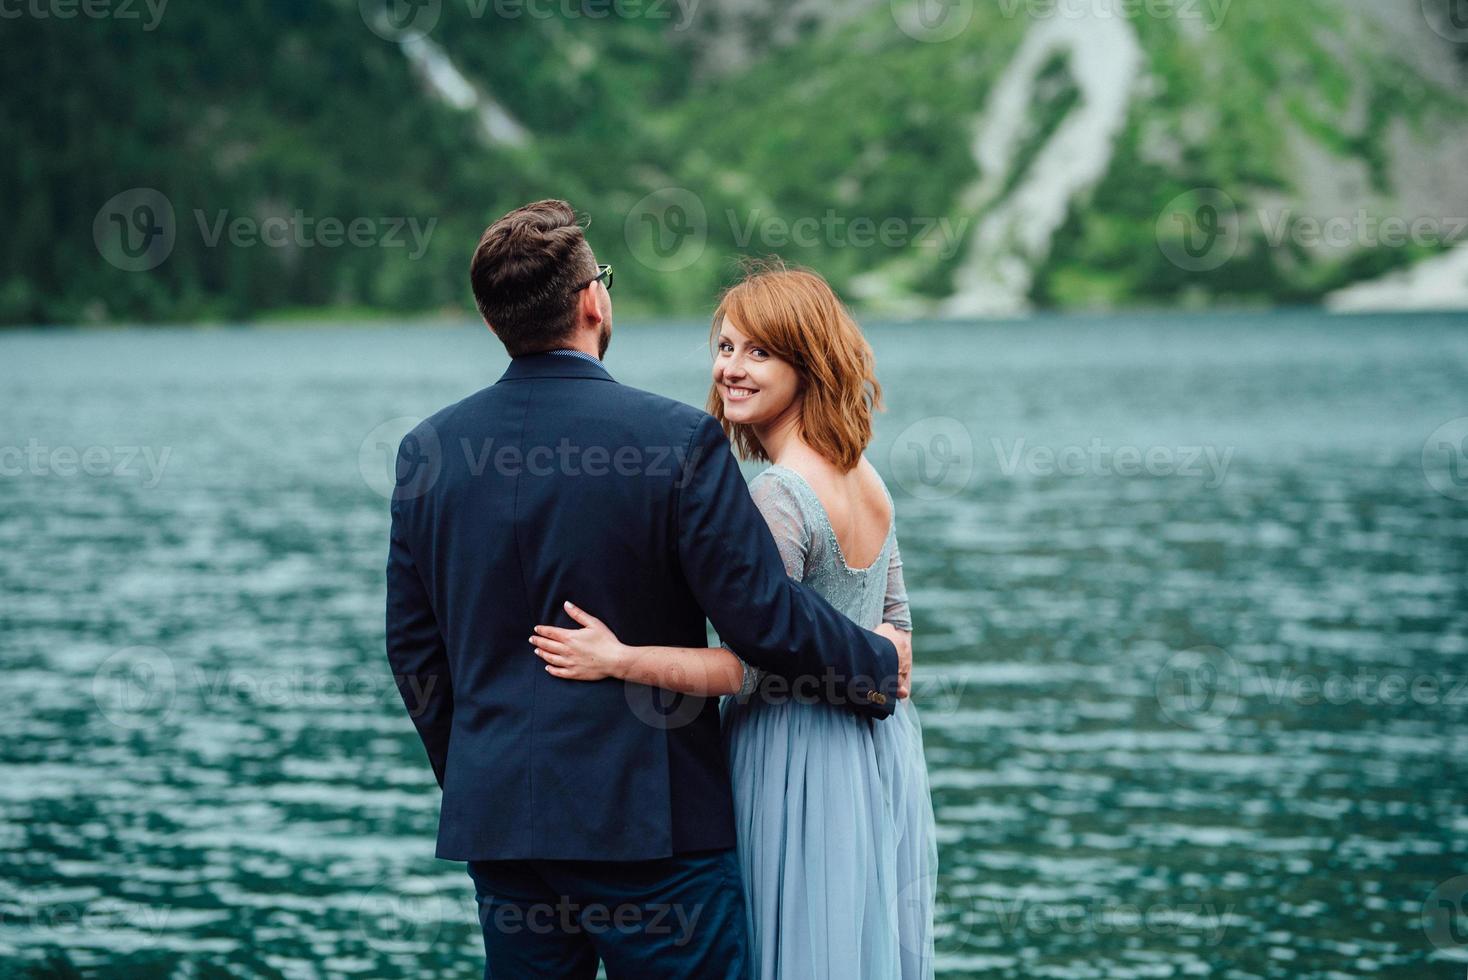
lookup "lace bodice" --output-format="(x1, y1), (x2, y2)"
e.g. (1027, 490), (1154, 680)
(733, 464), (911, 696)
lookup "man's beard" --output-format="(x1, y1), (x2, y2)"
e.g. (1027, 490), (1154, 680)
(596, 318), (612, 358)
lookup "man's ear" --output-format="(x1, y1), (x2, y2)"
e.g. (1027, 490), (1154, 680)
(577, 285), (603, 327)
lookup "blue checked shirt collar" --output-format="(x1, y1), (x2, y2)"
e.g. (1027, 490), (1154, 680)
(547, 348), (603, 366)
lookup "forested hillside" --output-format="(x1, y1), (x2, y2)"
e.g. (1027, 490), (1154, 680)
(3, 0), (1466, 324)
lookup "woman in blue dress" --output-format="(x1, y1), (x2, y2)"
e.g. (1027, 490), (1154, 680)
(530, 263), (938, 979)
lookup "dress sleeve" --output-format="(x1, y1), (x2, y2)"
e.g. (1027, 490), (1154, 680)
(731, 473), (812, 696)
(882, 536), (913, 632)
(749, 473), (812, 582)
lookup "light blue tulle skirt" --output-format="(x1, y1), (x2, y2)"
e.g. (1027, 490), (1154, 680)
(721, 692), (938, 980)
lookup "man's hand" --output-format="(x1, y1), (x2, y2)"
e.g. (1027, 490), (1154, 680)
(875, 623), (912, 699)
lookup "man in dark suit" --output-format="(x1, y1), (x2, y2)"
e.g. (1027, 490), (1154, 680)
(385, 200), (904, 979)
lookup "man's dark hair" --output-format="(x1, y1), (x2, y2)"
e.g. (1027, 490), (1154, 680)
(470, 200), (597, 356)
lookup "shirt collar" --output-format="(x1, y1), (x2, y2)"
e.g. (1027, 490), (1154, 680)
(546, 348), (603, 366)
(497, 349), (616, 384)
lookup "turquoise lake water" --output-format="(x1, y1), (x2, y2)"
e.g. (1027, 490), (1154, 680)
(2, 312), (1466, 978)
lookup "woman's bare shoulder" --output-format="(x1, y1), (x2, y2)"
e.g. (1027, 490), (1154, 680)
(854, 456), (895, 524)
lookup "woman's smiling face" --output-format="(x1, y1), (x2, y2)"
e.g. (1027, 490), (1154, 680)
(712, 315), (802, 426)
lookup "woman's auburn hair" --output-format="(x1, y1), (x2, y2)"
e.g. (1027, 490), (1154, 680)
(705, 261), (883, 472)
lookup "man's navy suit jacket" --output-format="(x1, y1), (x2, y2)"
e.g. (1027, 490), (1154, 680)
(386, 351), (900, 862)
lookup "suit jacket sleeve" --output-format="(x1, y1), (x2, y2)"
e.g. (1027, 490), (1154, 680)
(385, 441), (454, 787)
(675, 415), (901, 719)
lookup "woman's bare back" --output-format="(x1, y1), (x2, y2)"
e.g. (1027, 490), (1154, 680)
(776, 453), (892, 570)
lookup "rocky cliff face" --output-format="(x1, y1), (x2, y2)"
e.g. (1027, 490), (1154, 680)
(653, 0), (1468, 313)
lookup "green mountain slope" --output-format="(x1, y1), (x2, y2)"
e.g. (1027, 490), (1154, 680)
(2, 0), (1465, 324)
